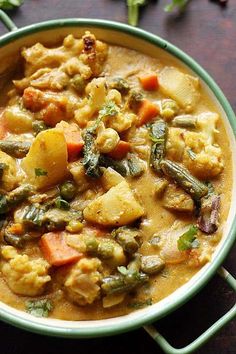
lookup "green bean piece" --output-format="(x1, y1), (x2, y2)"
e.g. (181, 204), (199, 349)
(82, 131), (102, 178)
(0, 184), (33, 215)
(141, 256), (165, 275)
(22, 204), (45, 228)
(149, 120), (168, 173)
(60, 181), (76, 201)
(160, 159), (208, 200)
(172, 115), (197, 128)
(127, 155), (145, 177)
(4, 230), (25, 248)
(70, 75), (86, 93)
(32, 120), (49, 134)
(0, 140), (31, 158)
(109, 77), (130, 94)
(55, 197), (70, 210)
(113, 226), (140, 254)
(127, 253), (141, 273)
(98, 241), (114, 259)
(101, 272), (148, 295)
(99, 155), (127, 176)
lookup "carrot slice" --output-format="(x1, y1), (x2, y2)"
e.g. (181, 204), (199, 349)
(108, 141), (131, 160)
(64, 129), (84, 160)
(139, 73), (159, 91)
(40, 232), (82, 266)
(137, 99), (159, 126)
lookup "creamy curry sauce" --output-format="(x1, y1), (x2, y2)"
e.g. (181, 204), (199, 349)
(0, 32), (232, 320)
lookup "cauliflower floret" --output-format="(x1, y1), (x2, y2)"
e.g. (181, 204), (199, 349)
(74, 77), (107, 127)
(62, 57), (92, 79)
(166, 112), (224, 179)
(105, 112), (136, 133)
(0, 151), (22, 191)
(166, 127), (185, 162)
(96, 124), (120, 153)
(183, 144), (223, 179)
(196, 112), (218, 144)
(64, 257), (102, 305)
(1, 246), (51, 296)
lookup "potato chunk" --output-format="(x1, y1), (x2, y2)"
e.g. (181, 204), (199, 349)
(21, 129), (68, 189)
(159, 67), (200, 111)
(83, 181), (144, 226)
(163, 184), (194, 212)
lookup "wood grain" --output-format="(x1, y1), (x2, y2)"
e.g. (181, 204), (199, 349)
(0, 0), (235, 353)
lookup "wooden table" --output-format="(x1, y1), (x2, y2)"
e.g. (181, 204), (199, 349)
(0, 1), (235, 353)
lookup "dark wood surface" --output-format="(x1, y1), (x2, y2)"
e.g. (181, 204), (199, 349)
(0, 1), (235, 353)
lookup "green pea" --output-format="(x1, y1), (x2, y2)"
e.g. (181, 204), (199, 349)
(60, 181), (76, 201)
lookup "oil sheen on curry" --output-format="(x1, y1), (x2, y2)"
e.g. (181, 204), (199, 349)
(0, 32), (231, 320)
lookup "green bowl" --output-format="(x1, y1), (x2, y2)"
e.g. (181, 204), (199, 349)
(0, 16), (235, 349)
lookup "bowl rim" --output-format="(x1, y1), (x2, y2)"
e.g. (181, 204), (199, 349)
(0, 18), (235, 338)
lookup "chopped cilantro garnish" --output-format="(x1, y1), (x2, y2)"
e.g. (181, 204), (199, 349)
(35, 168), (48, 177)
(26, 299), (53, 318)
(177, 225), (199, 251)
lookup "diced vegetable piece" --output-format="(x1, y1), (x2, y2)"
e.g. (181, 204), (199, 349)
(83, 181), (144, 226)
(163, 184), (194, 212)
(197, 194), (220, 234)
(32, 120), (49, 134)
(149, 119), (168, 172)
(0, 113), (7, 139)
(0, 140), (31, 158)
(109, 77), (130, 94)
(21, 129), (68, 190)
(108, 141), (131, 160)
(70, 75), (86, 93)
(57, 122), (84, 160)
(127, 90), (144, 111)
(60, 181), (76, 201)
(139, 73), (159, 91)
(40, 232), (82, 266)
(82, 130), (102, 178)
(99, 155), (127, 176)
(172, 114), (197, 128)
(0, 184), (33, 215)
(159, 67), (200, 111)
(126, 155), (145, 177)
(160, 99), (179, 121)
(137, 99), (159, 126)
(101, 271), (148, 295)
(0, 151), (20, 191)
(154, 178), (168, 198)
(21, 204), (45, 227)
(101, 167), (125, 191)
(66, 220), (83, 233)
(177, 225), (199, 251)
(141, 256), (165, 274)
(112, 226), (140, 254)
(160, 159), (208, 200)
(4, 105), (33, 133)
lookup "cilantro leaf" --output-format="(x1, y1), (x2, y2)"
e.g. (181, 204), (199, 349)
(177, 225), (199, 251)
(26, 299), (53, 318)
(35, 168), (48, 177)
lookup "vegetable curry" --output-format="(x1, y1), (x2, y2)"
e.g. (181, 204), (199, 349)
(0, 32), (232, 320)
